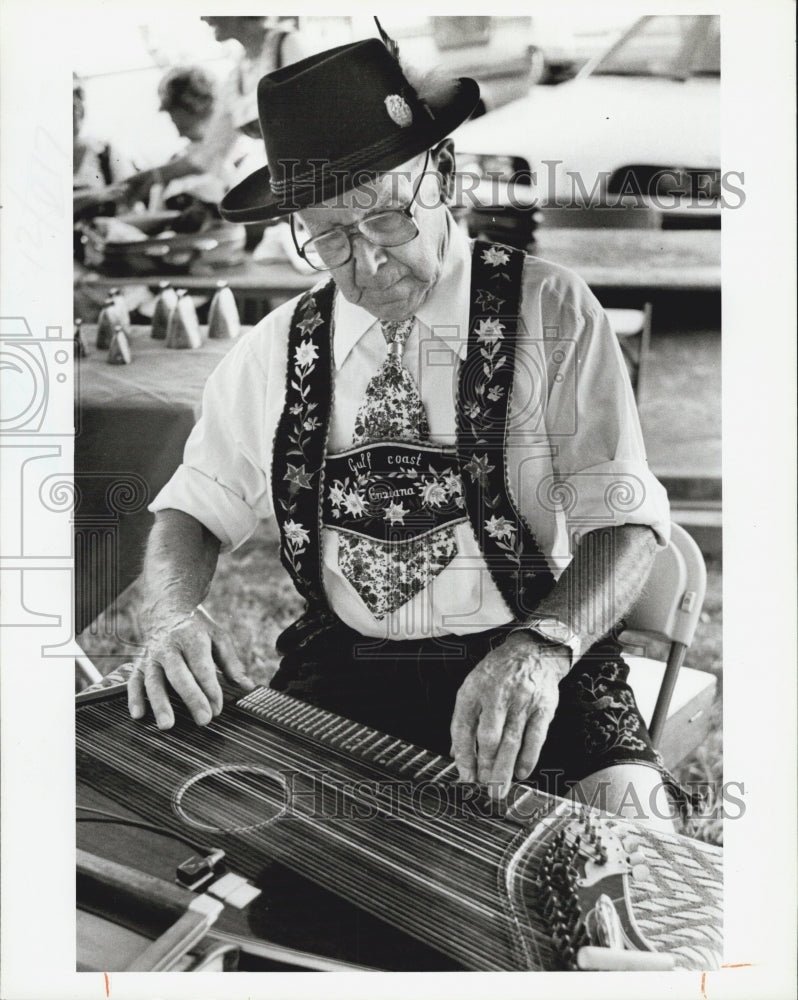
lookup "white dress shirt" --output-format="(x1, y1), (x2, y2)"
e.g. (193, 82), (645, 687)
(151, 218), (670, 639)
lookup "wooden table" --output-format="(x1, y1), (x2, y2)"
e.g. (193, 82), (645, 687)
(534, 228), (720, 293)
(76, 259), (315, 323)
(75, 228), (720, 323)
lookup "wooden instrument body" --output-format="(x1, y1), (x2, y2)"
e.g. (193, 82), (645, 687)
(76, 685), (723, 972)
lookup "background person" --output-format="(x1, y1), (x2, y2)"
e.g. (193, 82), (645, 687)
(73, 73), (134, 190)
(158, 65), (216, 143)
(73, 72), (147, 321)
(154, 64), (258, 206)
(124, 16), (308, 206)
(73, 73), (135, 219)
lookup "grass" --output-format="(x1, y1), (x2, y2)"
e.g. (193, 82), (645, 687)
(672, 548), (723, 845)
(79, 520), (723, 845)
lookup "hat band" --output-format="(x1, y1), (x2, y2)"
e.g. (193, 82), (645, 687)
(268, 129), (433, 198)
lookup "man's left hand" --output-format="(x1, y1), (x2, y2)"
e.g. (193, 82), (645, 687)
(450, 632), (571, 798)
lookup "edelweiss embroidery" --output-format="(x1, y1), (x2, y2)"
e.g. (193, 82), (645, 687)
(457, 241), (556, 618)
(274, 243), (559, 622)
(481, 245), (511, 268)
(272, 281), (335, 605)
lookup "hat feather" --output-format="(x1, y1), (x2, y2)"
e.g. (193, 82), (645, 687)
(373, 16), (401, 63)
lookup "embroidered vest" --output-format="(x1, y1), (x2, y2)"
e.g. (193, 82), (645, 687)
(271, 241), (556, 631)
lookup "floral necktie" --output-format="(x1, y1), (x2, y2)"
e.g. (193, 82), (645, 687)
(337, 318), (458, 619)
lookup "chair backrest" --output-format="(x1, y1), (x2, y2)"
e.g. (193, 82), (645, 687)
(623, 522), (709, 748)
(607, 303), (652, 401)
(624, 522), (707, 647)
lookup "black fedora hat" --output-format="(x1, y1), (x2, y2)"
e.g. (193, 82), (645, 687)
(219, 38), (480, 223)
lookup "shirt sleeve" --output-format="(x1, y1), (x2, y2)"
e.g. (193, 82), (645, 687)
(148, 331), (276, 551)
(107, 143), (135, 183)
(541, 274), (671, 547)
(183, 101), (237, 175)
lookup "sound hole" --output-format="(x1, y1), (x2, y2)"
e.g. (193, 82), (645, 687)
(172, 764), (288, 834)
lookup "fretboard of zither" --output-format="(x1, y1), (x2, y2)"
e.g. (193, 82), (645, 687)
(237, 687), (461, 787)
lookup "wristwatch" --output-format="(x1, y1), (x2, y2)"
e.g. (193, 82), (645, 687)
(516, 616), (582, 665)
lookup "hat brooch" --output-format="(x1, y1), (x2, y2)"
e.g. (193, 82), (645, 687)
(384, 94), (413, 128)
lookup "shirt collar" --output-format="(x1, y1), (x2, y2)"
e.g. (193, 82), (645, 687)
(332, 213), (472, 370)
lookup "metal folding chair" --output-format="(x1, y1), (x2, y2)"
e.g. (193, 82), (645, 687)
(607, 302), (652, 401)
(623, 522), (717, 768)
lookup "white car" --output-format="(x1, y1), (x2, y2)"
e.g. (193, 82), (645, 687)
(453, 14), (721, 228)
(528, 14), (637, 83)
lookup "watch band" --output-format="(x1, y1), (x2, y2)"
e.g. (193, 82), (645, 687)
(514, 616), (582, 664)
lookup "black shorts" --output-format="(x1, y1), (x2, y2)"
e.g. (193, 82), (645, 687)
(270, 613), (661, 799)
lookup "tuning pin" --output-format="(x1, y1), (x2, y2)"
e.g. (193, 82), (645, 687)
(74, 318), (88, 358)
(108, 286), (131, 332)
(96, 295), (120, 349)
(207, 280), (240, 340)
(107, 326), (132, 365)
(151, 281), (178, 340)
(165, 289), (202, 349)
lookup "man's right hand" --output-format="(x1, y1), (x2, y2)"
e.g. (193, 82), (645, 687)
(122, 168), (159, 206)
(128, 605), (254, 729)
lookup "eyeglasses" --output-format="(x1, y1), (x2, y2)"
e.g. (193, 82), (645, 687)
(290, 151), (430, 271)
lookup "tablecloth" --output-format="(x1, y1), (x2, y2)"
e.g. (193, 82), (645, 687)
(75, 327), (242, 633)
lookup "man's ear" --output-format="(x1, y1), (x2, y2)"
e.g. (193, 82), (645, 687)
(430, 139), (456, 203)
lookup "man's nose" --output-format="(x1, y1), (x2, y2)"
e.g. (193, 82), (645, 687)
(351, 235), (389, 277)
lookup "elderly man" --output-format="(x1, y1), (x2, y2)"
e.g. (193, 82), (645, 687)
(128, 37), (682, 829)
